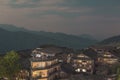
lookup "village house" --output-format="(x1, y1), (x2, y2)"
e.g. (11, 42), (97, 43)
(97, 51), (119, 65)
(71, 53), (94, 74)
(13, 46), (120, 80)
(30, 47), (67, 80)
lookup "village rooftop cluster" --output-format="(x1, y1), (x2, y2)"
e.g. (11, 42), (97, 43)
(11, 45), (120, 80)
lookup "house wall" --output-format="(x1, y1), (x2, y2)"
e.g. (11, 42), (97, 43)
(32, 69), (48, 78)
(31, 59), (61, 80)
(31, 59), (58, 69)
(98, 58), (118, 64)
(72, 59), (94, 74)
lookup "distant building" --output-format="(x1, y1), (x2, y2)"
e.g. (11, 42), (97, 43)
(30, 48), (61, 80)
(71, 53), (94, 74)
(97, 51), (119, 64)
(95, 49), (105, 54)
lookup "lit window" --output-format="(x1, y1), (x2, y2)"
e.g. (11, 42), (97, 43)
(36, 54), (41, 57)
(78, 60), (82, 62)
(75, 68), (80, 72)
(82, 69), (86, 72)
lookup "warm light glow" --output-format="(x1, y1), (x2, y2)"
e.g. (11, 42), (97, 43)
(82, 69), (86, 72)
(36, 54), (41, 57)
(75, 68), (80, 72)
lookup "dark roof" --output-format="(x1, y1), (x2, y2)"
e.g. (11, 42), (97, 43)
(39, 47), (64, 54)
(73, 57), (92, 60)
(30, 57), (57, 62)
(84, 49), (98, 59)
(72, 53), (93, 61)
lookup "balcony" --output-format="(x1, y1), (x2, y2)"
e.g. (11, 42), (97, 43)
(31, 63), (61, 70)
(32, 69), (61, 80)
(30, 56), (57, 62)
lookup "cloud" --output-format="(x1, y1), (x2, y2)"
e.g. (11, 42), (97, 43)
(6, 0), (65, 8)
(0, 0), (120, 39)
(25, 6), (94, 18)
(13, 0), (29, 4)
(38, 0), (64, 5)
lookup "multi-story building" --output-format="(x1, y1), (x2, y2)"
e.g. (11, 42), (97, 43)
(71, 53), (94, 74)
(97, 51), (119, 64)
(30, 48), (61, 80)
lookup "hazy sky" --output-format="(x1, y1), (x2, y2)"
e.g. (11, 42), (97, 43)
(0, 0), (120, 39)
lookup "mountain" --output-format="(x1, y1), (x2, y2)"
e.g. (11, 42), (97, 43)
(99, 35), (120, 46)
(0, 24), (27, 32)
(0, 24), (97, 53)
(0, 24), (96, 40)
(78, 34), (95, 40)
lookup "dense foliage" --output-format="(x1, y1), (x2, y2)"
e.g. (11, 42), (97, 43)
(0, 51), (21, 80)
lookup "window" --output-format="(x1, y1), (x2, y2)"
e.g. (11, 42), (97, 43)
(39, 72), (46, 77)
(36, 54), (41, 57)
(75, 68), (80, 72)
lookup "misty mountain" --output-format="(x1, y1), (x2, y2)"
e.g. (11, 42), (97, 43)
(0, 24), (96, 40)
(0, 24), (27, 32)
(99, 35), (120, 46)
(0, 24), (97, 53)
(79, 34), (95, 40)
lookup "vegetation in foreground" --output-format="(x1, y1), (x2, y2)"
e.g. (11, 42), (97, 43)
(0, 51), (21, 80)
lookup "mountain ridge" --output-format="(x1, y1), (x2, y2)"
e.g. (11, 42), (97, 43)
(0, 24), (97, 53)
(0, 24), (96, 40)
(98, 35), (120, 47)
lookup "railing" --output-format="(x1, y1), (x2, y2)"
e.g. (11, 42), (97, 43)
(31, 63), (61, 70)
(30, 57), (57, 62)
(32, 70), (61, 79)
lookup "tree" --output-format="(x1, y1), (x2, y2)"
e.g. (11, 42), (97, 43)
(0, 51), (21, 80)
(117, 67), (120, 80)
